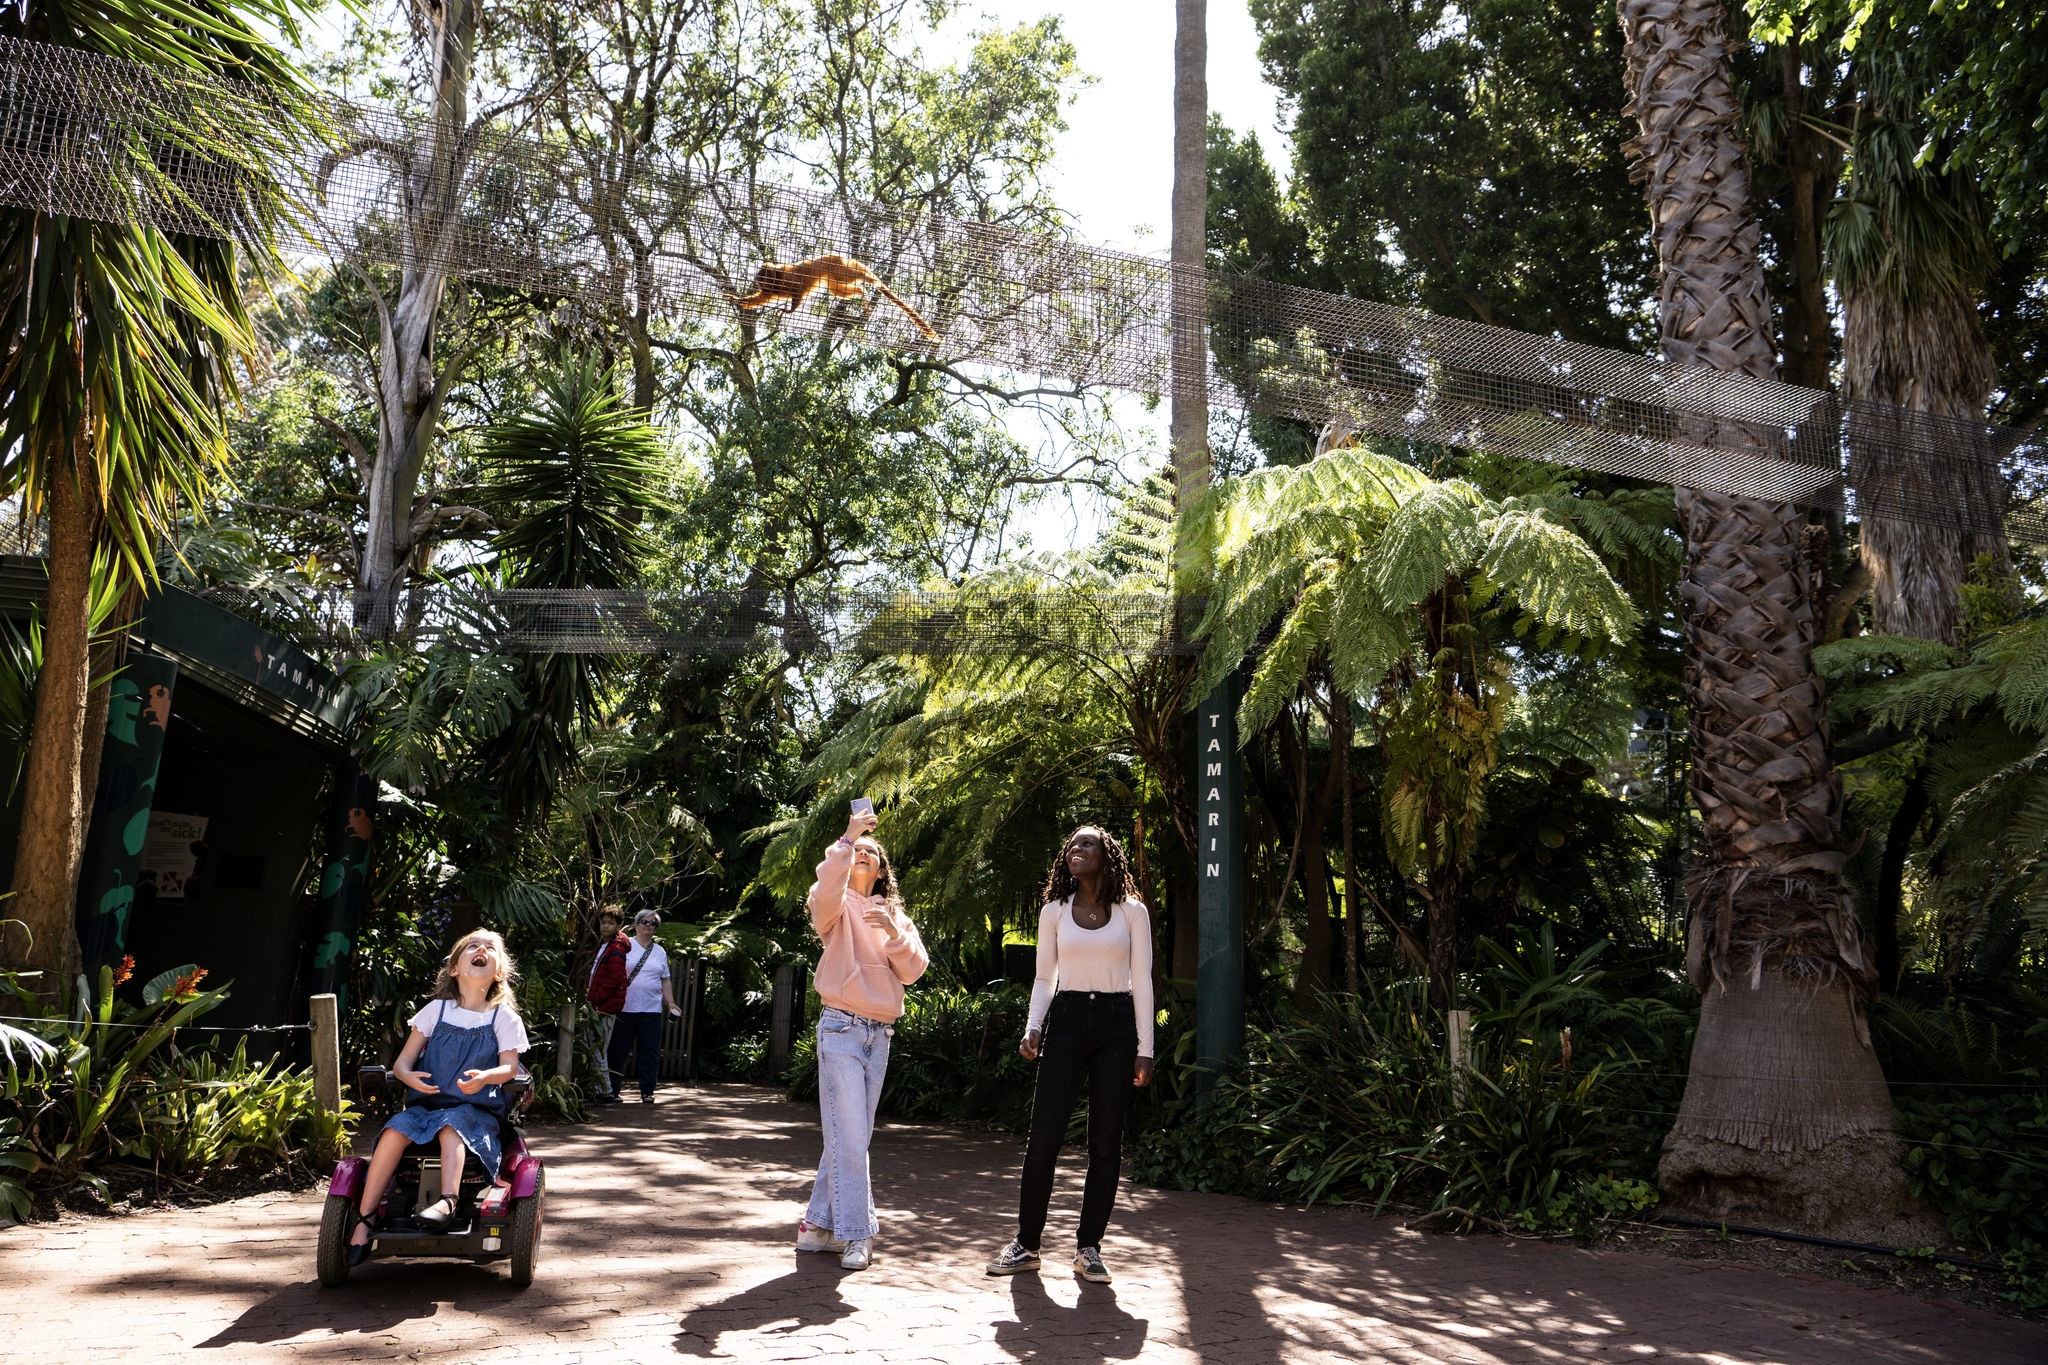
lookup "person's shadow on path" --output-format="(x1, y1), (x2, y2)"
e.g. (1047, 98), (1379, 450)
(672, 1256), (856, 1357)
(994, 1273), (1147, 1362)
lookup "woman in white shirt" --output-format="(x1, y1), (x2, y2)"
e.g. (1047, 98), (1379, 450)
(607, 910), (682, 1102)
(986, 826), (1153, 1284)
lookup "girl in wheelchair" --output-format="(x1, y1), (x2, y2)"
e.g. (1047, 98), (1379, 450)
(346, 930), (529, 1264)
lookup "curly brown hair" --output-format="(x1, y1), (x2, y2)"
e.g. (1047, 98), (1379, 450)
(1039, 825), (1139, 907)
(858, 836), (906, 914)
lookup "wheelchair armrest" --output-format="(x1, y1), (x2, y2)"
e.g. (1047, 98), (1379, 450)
(503, 1070), (534, 1117)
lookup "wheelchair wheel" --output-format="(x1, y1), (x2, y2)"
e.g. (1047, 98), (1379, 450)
(507, 1169), (544, 1287)
(316, 1194), (355, 1287)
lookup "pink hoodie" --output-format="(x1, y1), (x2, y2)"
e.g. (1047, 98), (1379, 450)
(808, 840), (929, 1023)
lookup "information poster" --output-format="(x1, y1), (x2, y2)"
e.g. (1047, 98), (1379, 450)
(139, 812), (208, 902)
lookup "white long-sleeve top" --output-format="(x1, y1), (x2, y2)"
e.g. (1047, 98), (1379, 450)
(1024, 898), (1155, 1058)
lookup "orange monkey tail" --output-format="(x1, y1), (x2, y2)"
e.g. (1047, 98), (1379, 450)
(874, 284), (939, 342)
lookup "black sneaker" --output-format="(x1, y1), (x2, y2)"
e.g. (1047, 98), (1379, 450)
(1073, 1246), (1111, 1283)
(987, 1240), (1041, 1275)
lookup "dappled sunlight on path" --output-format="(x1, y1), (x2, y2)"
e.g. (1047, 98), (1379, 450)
(1, 1084), (2041, 1362)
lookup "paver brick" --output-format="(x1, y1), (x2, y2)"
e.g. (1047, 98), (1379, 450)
(1, 1084), (2043, 1362)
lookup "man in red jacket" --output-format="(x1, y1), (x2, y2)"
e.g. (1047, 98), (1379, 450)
(585, 907), (630, 1105)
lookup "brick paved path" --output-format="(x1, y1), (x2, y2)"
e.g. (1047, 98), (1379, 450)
(3, 1084), (2043, 1363)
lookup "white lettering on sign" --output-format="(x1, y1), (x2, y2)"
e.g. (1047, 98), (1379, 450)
(1207, 739), (1221, 751)
(1208, 813), (1219, 826)
(1209, 837), (1216, 851)
(1206, 863), (1220, 877)
(1208, 713), (1221, 728)
(1206, 763), (1222, 776)
(1207, 788), (1220, 801)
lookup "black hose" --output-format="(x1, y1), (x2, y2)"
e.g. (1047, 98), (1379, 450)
(1648, 1215), (2005, 1272)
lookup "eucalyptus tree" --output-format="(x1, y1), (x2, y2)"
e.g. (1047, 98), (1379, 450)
(1186, 445), (1639, 1007)
(315, 0), (504, 634)
(0, 0), (317, 991)
(1618, 0), (1936, 1239)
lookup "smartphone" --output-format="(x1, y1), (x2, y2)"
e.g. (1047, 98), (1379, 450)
(850, 797), (874, 817)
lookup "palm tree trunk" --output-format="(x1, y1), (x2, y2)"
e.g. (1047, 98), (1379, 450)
(1618, 0), (1938, 1240)
(1846, 283), (2004, 643)
(6, 448), (102, 995)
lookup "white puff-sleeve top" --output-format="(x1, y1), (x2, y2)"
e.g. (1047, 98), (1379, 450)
(1023, 898), (1155, 1058)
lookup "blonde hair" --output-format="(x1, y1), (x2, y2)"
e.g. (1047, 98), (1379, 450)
(432, 929), (521, 1013)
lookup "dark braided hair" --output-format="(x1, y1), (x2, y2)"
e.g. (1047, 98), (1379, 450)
(1039, 825), (1139, 907)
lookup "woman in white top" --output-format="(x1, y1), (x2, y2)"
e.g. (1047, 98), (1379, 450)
(986, 826), (1153, 1284)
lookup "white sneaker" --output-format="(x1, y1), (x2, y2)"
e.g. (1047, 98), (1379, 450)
(796, 1220), (845, 1253)
(1073, 1246), (1111, 1283)
(839, 1239), (872, 1271)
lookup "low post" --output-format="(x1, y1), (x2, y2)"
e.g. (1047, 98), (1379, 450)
(770, 964), (806, 1074)
(310, 993), (342, 1113)
(554, 1000), (578, 1082)
(1446, 1007), (1472, 1102)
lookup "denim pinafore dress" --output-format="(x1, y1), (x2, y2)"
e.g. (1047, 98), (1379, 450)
(382, 1000), (511, 1182)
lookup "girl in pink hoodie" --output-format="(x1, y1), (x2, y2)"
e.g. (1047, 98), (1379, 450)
(795, 806), (928, 1271)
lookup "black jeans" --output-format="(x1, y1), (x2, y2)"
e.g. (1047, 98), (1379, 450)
(609, 1011), (663, 1098)
(1017, 990), (1139, 1253)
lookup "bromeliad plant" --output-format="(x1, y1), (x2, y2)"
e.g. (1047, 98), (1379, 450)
(1185, 445), (1641, 1005)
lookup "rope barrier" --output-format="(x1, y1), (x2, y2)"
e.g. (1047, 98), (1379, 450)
(0, 1015), (311, 1033)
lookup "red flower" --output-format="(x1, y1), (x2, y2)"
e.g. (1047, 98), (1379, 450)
(170, 967), (209, 998)
(112, 955), (135, 988)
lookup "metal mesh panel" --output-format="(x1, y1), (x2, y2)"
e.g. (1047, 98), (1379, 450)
(3, 34), (2044, 540)
(192, 585), (1207, 657)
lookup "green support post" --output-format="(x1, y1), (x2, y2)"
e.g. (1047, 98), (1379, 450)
(1195, 675), (1244, 1093)
(75, 655), (178, 970)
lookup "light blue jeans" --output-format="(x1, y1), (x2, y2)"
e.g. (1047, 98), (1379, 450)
(804, 1006), (893, 1241)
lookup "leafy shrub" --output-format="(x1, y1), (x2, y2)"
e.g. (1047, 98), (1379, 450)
(2, 962), (354, 1209)
(138, 1042), (352, 1174)
(1895, 1089), (2048, 1253)
(1134, 932), (1692, 1236)
(2003, 1240), (2048, 1312)
(724, 1031), (769, 1080)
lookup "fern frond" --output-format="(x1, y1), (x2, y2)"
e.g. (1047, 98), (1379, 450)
(1480, 510), (1637, 642)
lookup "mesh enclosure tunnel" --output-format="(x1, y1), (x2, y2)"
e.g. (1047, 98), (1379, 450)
(3, 34), (2044, 552)
(192, 586), (1209, 657)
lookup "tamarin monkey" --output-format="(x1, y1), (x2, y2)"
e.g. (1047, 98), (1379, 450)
(728, 253), (939, 341)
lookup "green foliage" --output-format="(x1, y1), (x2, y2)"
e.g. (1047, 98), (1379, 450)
(0, 0), (323, 591)
(1239, 0), (1655, 347)
(1, 964), (353, 1209)
(1135, 933), (1691, 1233)
(1895, 1089), (2048, 1256)
(757, 474), (1192, 939)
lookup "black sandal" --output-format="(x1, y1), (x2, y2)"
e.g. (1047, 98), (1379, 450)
(414, 1194), (459, 1231)
(346, 1209), (378, 1266)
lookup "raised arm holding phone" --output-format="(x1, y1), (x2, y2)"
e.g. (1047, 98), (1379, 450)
(795, 801), (928, 1272)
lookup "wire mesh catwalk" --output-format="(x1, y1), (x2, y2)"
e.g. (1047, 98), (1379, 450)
(193, 585), (1207, 657)
(1, 33), (2041, 543)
